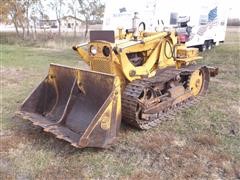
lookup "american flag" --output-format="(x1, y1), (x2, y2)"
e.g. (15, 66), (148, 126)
(208, 7), (218, 22)
(208, 7), (218, 29)
(197, 7), (218, 35)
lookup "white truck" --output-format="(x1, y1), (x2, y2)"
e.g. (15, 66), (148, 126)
(103, 0), (229, 51)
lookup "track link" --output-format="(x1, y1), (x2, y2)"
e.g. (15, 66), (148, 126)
(122, 65), (206, 130)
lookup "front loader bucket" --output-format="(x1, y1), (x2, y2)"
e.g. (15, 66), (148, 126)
(16, 64), (121, 148)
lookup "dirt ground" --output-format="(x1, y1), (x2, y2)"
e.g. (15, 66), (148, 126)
(1, 27), (240, 179)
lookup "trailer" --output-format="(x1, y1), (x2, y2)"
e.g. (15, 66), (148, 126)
(103, 0), (229, 51)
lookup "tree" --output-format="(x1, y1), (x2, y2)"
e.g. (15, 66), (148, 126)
(30, 7), (38, 41)
(7, 0), (26, 38)
(0, 1), (11, 24)
(68, 0), (80, 37)
(49, 0), (65, 36)
(36, 0), (49, 38)
(2, 0), (39, 39)
(77, 0), (104, 38)
(1, 1), (20, 37)
(23, 0), (39, 37)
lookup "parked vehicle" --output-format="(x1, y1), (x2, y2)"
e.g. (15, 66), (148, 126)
(103, 0), (229, 51)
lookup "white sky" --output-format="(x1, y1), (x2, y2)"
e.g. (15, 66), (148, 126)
(43, 0), (239, 19)
(228, 0), (240, 18)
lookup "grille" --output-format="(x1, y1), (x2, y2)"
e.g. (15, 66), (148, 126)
(91, 60), (112, 74)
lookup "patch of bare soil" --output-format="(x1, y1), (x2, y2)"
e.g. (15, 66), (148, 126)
(1, 66), (28, 87)
(1, 117), (47, 153)
(32, 47), (63, 52)
(125, 131), (239, 179)
(211, 78), (239, 89)
(36, 165), (85, 179)
(193, 134), (219, 146)
(0, 128), (39, 153)
(0, 134), (20, 153)
(218, 66), (239, 75)
(134, 132), (175, 152)
(232, 105), (240, 115)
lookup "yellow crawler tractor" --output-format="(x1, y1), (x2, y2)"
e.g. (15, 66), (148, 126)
(16, 15), (218, 148)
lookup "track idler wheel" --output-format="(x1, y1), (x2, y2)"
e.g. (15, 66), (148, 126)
(189, 67), (210, 96)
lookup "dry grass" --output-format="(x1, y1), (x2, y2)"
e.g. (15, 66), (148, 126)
(135, 132), (175, 153)
(193, 134), (219, 146)
(0, 32), (86, 49)
(128, 171), (161, 180)
(0, 25), (102, 49)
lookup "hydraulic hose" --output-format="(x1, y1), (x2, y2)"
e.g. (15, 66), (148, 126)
(164, 39), (174, 59)
(164, 39), (179, 60)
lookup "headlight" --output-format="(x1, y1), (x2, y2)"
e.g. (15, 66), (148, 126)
(103, 46), (110, 57)
(90, 45), (97, 55)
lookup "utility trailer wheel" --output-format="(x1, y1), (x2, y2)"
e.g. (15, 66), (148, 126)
(199, 42), (207, 52)
(207, 40), (213, 50)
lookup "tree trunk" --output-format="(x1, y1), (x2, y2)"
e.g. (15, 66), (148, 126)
(22, 26), (26, 40)
(22, 26), (26, 39)
(13, 20), (20, 37)
(58, 19), (61, 36)
(26, 22), (30, 36)
(19, 20), (26, 40)
(84, 19), (89, 38)
(26, 8), (30, 36)
(74, 19), (77, 37)
(11, 13), (20, 37)
(33, 20), (37, 41)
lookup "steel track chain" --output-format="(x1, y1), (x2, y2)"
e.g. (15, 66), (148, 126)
(122, 65), (205, 130)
